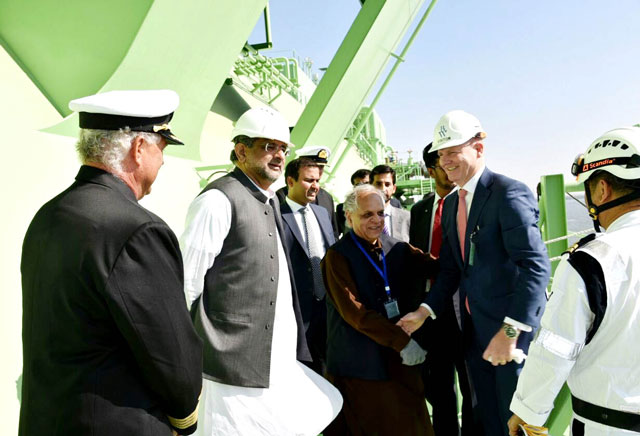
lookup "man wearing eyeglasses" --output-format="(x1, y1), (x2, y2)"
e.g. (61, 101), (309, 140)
(180, 107), (342, 436)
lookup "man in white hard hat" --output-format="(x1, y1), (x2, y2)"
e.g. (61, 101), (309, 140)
(508, 127), (640, 436)
(20, 90), (203, 436)
(180, 107), (342, 436)
(398, 110), (550, 435)
(409, 142), (477, 436)
(277, 145), (340, 239)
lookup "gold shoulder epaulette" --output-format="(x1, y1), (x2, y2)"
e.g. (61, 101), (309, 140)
(563, 233), (596, 256)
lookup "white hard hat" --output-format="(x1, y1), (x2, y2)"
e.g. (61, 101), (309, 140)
(572, 127), (640, 183)
(230, 107), (290, 144)
(431, 110), (486, 152)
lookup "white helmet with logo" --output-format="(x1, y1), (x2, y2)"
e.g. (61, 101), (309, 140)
(230, 107), (290, 144)
(572, 127), (640, 183)
(431, 110), (486, 152)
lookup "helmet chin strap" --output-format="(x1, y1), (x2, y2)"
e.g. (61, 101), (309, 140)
(584, 181), (640, 232)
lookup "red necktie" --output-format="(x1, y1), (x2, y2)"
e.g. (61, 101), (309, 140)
(430, 198), (444, 257)
(457, 189), (471, 314)
(457, 189), (468, 260)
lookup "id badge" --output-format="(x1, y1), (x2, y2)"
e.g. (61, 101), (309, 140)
(384, 299), (400, 319)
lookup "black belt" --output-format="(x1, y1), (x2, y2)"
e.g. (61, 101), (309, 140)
(572, 395), (640, 431)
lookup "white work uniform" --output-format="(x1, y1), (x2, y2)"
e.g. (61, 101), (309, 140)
(181, 185), (342, 436)
(511, 210), (640, 435)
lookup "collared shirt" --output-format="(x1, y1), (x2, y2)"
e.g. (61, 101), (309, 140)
(384, 203), (393, 236)
(285, 197), (327, 253)
(181, 174), (274, 306)
(458, 163), (486, 216)
(427, 189), (458, 254)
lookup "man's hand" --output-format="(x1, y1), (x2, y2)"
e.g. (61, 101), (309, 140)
(507, 414), (525, 435)
(482, 326), (517, 366)
(400, 339), (427, 366)
(396, 306), (430, 335)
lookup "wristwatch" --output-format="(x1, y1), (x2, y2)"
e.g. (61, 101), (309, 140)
(502, 323), (519, 339)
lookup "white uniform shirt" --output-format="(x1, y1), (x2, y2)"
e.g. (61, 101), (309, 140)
(511, 210), (640, 435)
(180, 176), (342, 436)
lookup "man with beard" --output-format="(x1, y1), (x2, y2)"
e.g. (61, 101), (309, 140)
(181, 107), (342, 436)
(280, 157), (336, 375)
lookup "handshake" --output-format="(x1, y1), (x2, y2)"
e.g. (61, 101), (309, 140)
(400, 339), (426, 366)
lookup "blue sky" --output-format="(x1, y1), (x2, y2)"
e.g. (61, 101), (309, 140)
(252, 0), (640, 189)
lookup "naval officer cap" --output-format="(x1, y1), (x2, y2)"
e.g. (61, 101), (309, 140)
(295, 145), (331, 165)
(69, 90), (184, 145)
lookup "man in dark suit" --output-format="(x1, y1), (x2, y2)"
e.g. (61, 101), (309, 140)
(399, 110), (550, 436)
(276, 145), (339, 239)
(410, 143), (478, 435)
(19, 90), (203, 436)
(280, 157), (336, 375)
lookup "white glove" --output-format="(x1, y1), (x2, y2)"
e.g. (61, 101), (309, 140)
(400, 339), (427, 366)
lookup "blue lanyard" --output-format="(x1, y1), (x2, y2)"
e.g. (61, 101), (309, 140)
(350, 232), (392, 300)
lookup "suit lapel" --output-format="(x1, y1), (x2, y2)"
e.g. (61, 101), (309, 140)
(388, 206), (398, 237)
(310, 203), (335, 246)
(446, 193), (465, 269)
(281, 203), (307, 251)
(465, 169), (493, 258)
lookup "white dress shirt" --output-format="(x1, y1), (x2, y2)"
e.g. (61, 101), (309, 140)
(180, 175), (342, 436)
(285, 197), (327, 253)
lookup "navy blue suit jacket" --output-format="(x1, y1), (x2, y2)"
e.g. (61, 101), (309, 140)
(280, 201), (336, 327)
(425, 168), (550, 351)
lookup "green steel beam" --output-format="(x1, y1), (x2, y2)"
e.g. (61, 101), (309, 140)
(250, 5), (273, 51)
(326, 0), (439, 182)
(290, 0), (431, 171)
(539, 174), (569, 274)
(538, 174), (574, 435)
(2, 0), (268, 161)
(0, 0), (153, 117)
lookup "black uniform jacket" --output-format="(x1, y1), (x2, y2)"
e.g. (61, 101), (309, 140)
(20, 166), (203, 436)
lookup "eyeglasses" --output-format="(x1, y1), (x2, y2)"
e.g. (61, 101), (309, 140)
(263, 142), (290, 157)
